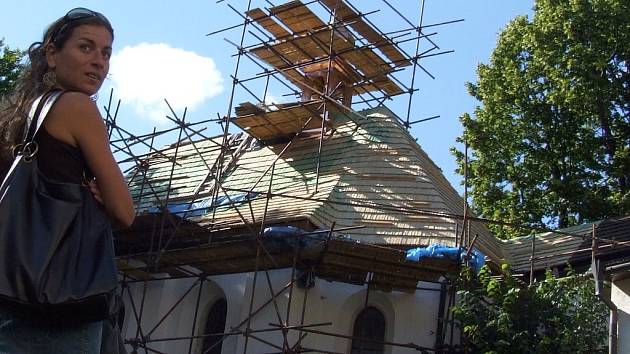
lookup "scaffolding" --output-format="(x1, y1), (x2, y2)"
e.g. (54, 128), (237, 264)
(97, 0), (630, 353)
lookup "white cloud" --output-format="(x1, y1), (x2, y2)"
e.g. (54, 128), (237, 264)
(264, 93), (283, 105)
(262, 93), (286, 111)
(108, 43), (223, 122)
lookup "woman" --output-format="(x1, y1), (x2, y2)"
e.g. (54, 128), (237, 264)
(0, 8), (134, 353)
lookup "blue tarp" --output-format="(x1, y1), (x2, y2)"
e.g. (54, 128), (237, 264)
(260, 231), (487, 273)
(261, 226), (325, 250)
(147, 192), (259, 217)
(406, 244), (485, 272)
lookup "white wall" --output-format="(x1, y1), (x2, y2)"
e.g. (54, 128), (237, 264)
(612, 277), (630, 354)
(121, 269), (444, 354)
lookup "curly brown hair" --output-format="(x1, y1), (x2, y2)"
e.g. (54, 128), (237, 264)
(0, 8), (114, 175)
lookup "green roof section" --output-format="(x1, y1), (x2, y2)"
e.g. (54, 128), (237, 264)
(502, 216), (629, 272)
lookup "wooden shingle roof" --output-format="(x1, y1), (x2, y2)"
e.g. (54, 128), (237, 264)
(124, 106), (504, 265)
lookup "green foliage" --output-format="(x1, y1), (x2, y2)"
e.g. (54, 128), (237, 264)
(0, 39), (24, 96)
(452, 265), (608, 354)
(453, 0), (630, 239)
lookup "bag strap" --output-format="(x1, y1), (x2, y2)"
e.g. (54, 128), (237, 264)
(0, 91), (63, 201)
(23, 90), (63, 144)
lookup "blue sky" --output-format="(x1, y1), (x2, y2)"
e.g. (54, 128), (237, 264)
(1, 1), (534, 192)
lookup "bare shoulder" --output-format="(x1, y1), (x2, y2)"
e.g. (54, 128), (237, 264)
(45, 92), (105, 146)
(50, 92), (101, 121)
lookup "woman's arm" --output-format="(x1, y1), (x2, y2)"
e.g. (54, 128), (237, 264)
(43, 92), (135, 227)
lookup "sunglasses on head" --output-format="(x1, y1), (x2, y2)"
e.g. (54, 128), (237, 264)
(50, 7), (111, 43)
(65, 7), (108, 21)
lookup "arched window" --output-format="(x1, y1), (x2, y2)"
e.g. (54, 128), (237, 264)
(350, 306), (386, 354)
(201, 298), (227, 354)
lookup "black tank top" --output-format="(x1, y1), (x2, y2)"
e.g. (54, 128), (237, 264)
(34, 128), (89, 184)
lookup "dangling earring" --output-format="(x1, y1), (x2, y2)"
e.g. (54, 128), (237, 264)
(43, 71), (58, 88)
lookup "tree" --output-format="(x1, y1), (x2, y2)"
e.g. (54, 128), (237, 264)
(0, 39), (23, 96)
(454, 0), (630, 239)
(452, 265), (608, 354)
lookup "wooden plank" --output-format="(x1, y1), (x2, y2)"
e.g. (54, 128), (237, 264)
(319, 0), (410, 67)
(270, 1), (326, 34)
(246, 8), (292, 39)
(232, 101), (330, 141)
(340, 47), (392, 76)
(249, 46), (311, 88)
(235, 102), (265, 116)
(354, 76), (403, 95)
(371, 273), (418, 293)
(251, 44), (402, 95)
(250, 29), (356, 68)
(248, 18), (403, 95)
(316, 264), (367, 285)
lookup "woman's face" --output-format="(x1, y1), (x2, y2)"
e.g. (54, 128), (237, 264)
(46, 24), (113, 96)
